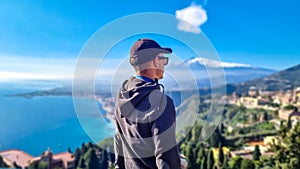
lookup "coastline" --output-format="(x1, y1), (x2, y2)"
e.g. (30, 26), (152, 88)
(4, 86), (116, 125)
(94, 95), (115, 124)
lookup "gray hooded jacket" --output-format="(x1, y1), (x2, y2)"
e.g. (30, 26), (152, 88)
(114, 76), (181, 169)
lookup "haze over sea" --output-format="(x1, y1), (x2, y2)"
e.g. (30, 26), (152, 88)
(0, 81), (114, 156)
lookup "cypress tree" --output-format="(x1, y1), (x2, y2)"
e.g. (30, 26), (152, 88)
(81, 143), (88, 155)
(252, 113), (257, 123)
(108, 151), (115, 165)
(191, 122), (202, 141)
(85, 149), (100, 169)
(100, 149), (108, 169)
(287, 116), (292, 129)
(196, 145), (205, 168)
(185, 142), (197, 169)
(263, 111), (268, 121)
(219, 123), (225, 134)
(74, 148), (82, 168)
(218, 144), (224, 167)
(87, 142), (94, 149)
(253, 145), (261, 161)
(77, 157), (86, 169)
(207, 149), (215, 169)
(200, 155), (207, 169)
(209, 127), (224, 148)
(221, 155), (229, 169)
(68, 147), (72, 153)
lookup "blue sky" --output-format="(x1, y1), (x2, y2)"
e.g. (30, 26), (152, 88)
(0, 0), (299, 81)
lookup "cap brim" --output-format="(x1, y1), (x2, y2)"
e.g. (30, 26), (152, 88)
(160, 47), (172, 54)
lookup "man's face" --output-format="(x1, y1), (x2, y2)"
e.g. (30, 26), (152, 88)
(155, 53), (169, 79)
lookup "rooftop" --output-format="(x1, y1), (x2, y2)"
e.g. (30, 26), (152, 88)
(0, 149), (33, 167)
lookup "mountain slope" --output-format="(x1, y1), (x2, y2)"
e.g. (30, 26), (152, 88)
(230, 64), (300, 95)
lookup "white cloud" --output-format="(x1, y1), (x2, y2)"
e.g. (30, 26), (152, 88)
(176, 3), (208, 33)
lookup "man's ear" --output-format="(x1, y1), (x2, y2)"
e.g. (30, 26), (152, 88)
(153, 57), (159, 67)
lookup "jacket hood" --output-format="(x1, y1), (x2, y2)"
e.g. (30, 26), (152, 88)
(116, 76), (164, 120)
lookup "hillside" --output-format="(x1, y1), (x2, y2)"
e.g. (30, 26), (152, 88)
(228, 63), (300, 95)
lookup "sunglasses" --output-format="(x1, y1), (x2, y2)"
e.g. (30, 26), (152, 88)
(157, 56), (169, 65)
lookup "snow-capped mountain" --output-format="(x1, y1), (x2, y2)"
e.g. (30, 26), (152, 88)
(164, 57), (276, 88)
(185, 57), (252, 68)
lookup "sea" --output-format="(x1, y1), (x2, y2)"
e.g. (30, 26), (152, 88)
(0, 81), (115, 157)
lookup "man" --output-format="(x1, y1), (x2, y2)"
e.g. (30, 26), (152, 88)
(114, 38), (181, 169)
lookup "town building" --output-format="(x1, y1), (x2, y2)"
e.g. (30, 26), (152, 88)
(0, 148), (74, 169)
(248, 86), (258, 97)
(278, 107), (300, 121)
(0, 149), (33, 168)
(29, 148), (75, 169)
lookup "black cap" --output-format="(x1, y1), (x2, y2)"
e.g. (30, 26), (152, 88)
(130, 38), (172, 66)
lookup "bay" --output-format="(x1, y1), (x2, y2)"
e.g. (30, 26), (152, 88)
(0, 81), (114, 156)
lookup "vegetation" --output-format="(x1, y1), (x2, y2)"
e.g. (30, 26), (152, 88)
(178, 117), (300, 169)
(270, 122), (300, 169)
(73, 142), (111, 169)
(6, 90), (300, 169)
(28, 160), (48, 169)
(241, 159), (255, 169)
(252, 145), (261, 161)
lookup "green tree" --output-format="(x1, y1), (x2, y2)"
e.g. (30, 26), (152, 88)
(218, 144), (224, 167)
(191, 122), (202, 141)
(229, 156), (242, 169)
(287, 116), (292, 129)
(278, 121), (289, 138)
(263, 111), (268, 121)
(100, 149), (109, 169)
(283, 104), (295, 110)
(185, 141), (197, 169)
(85, 149), (100, 169)
(38, 161), (48, 169)
(241, 159), (255, 169)
(68, 147), (72, 153)
(196, 145), (205, 168)
(260, 156), (275, 168)
(209, 126), (224, 148)
(220, 123), (225, 134)
(221, 155), (229, 169)
(252, 113), (257, 123)
(271, 122), (300, 169)
(87, 142), (94, 149)
(253, 145), (261, 161)
(74, 148), (82, 168)
(28, 160), (39, 169)
(77, 157), (86, 169)
(200, 155), (207, 169)
(81, 143), (88, 155)
(108, 150), (115, 167)
(207, 149), (215, 169)
(28, 160), (48, 169)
